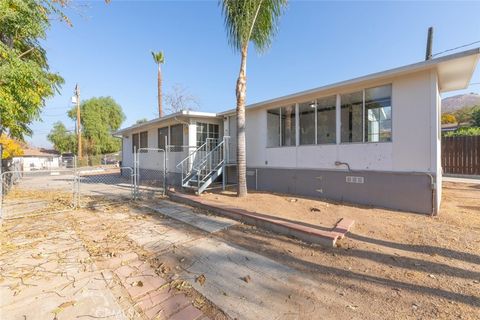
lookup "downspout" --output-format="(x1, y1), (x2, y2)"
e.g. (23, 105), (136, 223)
(334, 161), (437, 216)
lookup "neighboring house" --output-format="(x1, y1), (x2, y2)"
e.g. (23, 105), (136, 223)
(115, 48), (480, 214)
(441, 123), (459, 132)
(13, 148), (61, 172)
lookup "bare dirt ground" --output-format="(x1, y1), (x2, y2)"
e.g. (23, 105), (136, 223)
(201, 181), (480, 319)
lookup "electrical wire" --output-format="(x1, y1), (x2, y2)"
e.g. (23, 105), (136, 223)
(432, 40), (480, 57)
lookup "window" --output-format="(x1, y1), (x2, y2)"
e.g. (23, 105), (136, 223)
(132, 133), (139, 153)
(267, 109), (280, 147)
(196, 122), (219, 147)
(158, 127), (168, 150)
(139, 131), (148, 149)
(299, 95), (336, 145)
(341, 91), (363, 143)
(170, 124), (184, 146)
(281, 105), (296, 146)
(299, 101), (315, 145)
(365, 85), (392, 142)
(317, 95), (336, 144)
(267, 105), (296, 147)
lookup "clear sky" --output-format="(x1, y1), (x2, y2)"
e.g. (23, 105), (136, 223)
(29, 0), (480, 147)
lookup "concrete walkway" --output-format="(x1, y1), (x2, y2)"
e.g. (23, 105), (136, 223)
(443, 176), (480, 184)
(143, 200), (238, 233)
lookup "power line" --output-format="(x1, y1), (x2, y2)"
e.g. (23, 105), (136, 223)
(432, 40), (480, 57)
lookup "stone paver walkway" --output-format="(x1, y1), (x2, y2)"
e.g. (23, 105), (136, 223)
(0, 204), (214, 320)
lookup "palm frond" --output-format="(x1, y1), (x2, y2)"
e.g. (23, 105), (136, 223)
(151, 51), (165, 64)
(220, 0), (287, 53)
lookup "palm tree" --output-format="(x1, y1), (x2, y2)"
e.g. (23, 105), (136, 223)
(151, 51), (165, 118)
(220, 0), (288, 197)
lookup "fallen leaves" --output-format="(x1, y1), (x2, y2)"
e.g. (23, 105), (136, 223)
(195, 274), (206, 286)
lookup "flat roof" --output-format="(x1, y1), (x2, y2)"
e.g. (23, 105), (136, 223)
(114, 110), (218, 135)
(219, 47), (480, 115)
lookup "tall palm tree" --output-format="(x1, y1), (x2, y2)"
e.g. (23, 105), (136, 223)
(151, 51), (165, 118)
(220, 0), (288, 197)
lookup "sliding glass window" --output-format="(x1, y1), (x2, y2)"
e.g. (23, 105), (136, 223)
(299, 101), (315, 145)
(341, 91), (363, 143)
(267, 109), (281, 147)
(266, 105), (295, 147)
(317, 95), (336, 144)
(365, 85), (392, 142)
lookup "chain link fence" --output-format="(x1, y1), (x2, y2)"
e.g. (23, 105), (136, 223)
(134, 148), (166, 199)
(0, 148), (169, 218)
(0, 161), (77, 219)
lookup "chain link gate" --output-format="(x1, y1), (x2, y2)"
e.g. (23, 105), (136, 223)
(134, 147), (166, 199)
(76, 166), (135, 208)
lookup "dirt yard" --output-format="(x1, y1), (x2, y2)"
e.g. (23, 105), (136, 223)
(201, 181), (480, 319)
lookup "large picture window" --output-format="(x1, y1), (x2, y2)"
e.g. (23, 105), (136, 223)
(267, 105), (296, 147)
(281, 105), (296, 146)
(299, 101), (315, 145)
(317, 95), (336, 144)
(267, 109), (281, 147)
(341, 91), (363, 143)
(365, 85), (392, 142)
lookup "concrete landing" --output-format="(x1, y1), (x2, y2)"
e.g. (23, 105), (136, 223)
(144, 201), (238, 233)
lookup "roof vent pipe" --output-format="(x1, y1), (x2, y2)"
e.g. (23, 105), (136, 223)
(425, 27), (434, 60)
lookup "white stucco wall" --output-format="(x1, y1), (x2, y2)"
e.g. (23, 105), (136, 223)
(224, 70), (440, 174)
(120, 117), (223, 173)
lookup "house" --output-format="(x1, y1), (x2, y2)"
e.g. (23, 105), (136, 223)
(115, 48), (480, 214)
(13, 148), (61, 171)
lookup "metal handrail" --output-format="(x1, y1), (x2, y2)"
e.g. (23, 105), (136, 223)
(193, 140), (224, 172)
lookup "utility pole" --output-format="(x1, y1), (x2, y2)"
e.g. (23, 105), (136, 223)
(74, 84), (82, 160)
(425, 26), (434, 60)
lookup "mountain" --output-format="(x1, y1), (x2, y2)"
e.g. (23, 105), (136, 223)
(442, 93), (480, 113)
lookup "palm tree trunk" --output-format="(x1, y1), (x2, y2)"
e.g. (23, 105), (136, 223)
(158, 64), (163, 118)
(236, 46), (248, 197)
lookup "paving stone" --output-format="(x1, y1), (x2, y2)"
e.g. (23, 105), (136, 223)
(169, 305), (203, 320)
(136, 289), (172, 312)
(145, 294), (190, 319)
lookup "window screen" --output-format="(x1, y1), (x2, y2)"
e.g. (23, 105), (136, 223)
(158, 127), (168, 150)
(170, 124), (184, 146)
(317, 95), (336, 144)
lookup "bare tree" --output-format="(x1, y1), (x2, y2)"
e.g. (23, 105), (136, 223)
(164, 84), (200, 114)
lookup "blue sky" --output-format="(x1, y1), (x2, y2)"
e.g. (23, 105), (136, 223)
(30, 0), (480, 147)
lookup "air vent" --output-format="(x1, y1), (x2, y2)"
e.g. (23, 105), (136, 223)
(346, 176), (364, 184)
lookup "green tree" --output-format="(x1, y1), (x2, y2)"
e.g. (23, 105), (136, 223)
(151, 51), (165, 118)
(68, 97), (125, 155)
(135, 118), (148, 124)
(472, 106), (480, 126)
(220, 0), (288, 197)
(0, 0), (67, 140)
(47, 122), (75, 154)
